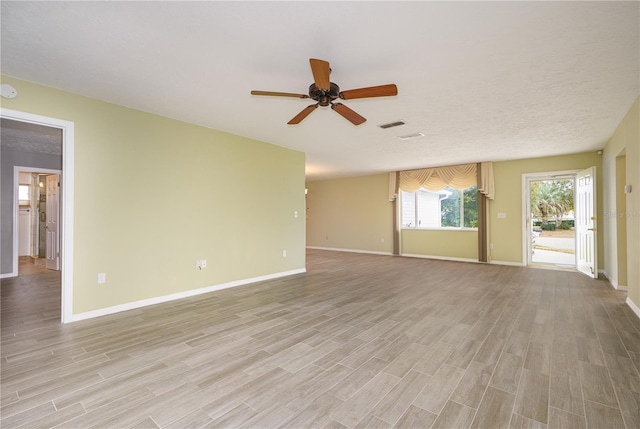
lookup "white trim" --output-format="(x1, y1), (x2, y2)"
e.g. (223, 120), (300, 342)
(626, 297), (640, 320)
(72, 268), (306, 322)
(307, 246), (394, 256)
(527, 264), (577, 273)
(600, 269), (627, 291)
(12, 166), (62, 278)
(400, 227), (478, 232)
(1, 108), (75, 324)
(489, 260), (527, 267)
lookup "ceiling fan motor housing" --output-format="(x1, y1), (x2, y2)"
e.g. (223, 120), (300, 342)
(309, 82), (340, 106)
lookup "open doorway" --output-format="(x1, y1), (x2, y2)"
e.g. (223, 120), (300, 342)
(1, 108), (75, 323)
(615, 152), (628, 289)
(15, 168), (61, 271)
(523, 168), (597, 276)
(530, 176), (575, 267)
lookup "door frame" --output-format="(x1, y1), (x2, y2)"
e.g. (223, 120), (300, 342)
(1, 108), (75, 323)
(13, 167), (62, 266)
(522, 170), (579, 268)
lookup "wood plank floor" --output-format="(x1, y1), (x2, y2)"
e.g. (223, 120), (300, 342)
(2, 249), (640, 428)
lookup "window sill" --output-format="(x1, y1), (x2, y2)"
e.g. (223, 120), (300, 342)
(401, 227), (478, 232)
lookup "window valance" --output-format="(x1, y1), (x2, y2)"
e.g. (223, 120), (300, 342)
(399, 163), (477, 192)
(399, 162), (494, 199)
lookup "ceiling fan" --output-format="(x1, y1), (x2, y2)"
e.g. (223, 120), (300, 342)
(251, 58), (398, 126)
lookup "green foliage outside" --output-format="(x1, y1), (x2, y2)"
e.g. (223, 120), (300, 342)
(530, 179), (574, 227)
(464, 186), (478, 228)
(441, 185), (478, 228)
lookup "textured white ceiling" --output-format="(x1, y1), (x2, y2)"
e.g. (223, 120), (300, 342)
(1, 1), (638, 180)
(0, 118), (62, 155)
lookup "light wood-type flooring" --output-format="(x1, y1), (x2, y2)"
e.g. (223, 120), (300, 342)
(2, 249), (640, 428)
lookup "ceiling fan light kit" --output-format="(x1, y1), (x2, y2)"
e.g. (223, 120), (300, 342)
(251, 58), (397, 125)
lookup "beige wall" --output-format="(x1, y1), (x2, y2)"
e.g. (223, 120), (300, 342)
(1, 76), (306, 315)
(308, 153), (605, 265)
(603, 96), (639, 307)
(306, 174), (394, 254)
(402, 229), (478, 260)
(490, 152), (603, 265)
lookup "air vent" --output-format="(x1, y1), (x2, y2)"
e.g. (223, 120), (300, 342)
(379, 120), (406, 129)
(398, 132), (425, 140)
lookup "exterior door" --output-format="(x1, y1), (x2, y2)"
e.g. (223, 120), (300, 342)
(576, 166), (597, 278)
(45, 174), (60, 271)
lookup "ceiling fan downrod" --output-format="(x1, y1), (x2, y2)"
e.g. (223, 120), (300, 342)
(308, 82), (340, 106)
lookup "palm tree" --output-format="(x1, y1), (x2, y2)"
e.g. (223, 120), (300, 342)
(531, 179), (574, 228)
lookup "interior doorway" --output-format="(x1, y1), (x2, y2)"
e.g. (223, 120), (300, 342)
(615, 152), (627, 289)
(15, 168), (61, 271)
(1, 108), (75, 323)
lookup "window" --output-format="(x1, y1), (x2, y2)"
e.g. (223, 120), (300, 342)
(402, 185), (478, 229)
(18, 185), (30, 206)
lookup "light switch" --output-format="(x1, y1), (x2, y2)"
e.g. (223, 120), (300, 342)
(497, 212), (507, 219)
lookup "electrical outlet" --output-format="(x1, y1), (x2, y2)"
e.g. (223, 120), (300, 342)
(201, 260), (207, 268)
(98, 273), (106, 284)
(282, 250), (287, 257)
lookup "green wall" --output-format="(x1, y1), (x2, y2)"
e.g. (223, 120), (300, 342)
(307, 152), (604, 266)
(603, 96), (639, 307)
(402, 229), (478, 260)
(1, 76), (306, 315)
(306, 174), (394, 254)
(490, 152), (603, 266)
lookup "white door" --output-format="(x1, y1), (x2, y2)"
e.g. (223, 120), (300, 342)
(576, 166), (597, 278)
(45, 175), (60, 271)
(18, 208), (32, 256)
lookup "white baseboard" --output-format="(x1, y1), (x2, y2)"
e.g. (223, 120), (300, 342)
(401, 253), (479, 264)
(307, 246), (393, 256)
(600, 270), (627, 291)
(489, 260), (526, 267)
(0, 272), (17, 279)
(71, 268), (306, 322)
(626, 297), (640, 320)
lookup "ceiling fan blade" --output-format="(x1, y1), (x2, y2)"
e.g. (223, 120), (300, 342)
(251, 90), (309, 98)
(339, 84), (398, 100)
(309, 58), (331, 91)
(331, 103), (366, 126)
(287, 104), (319, 124)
